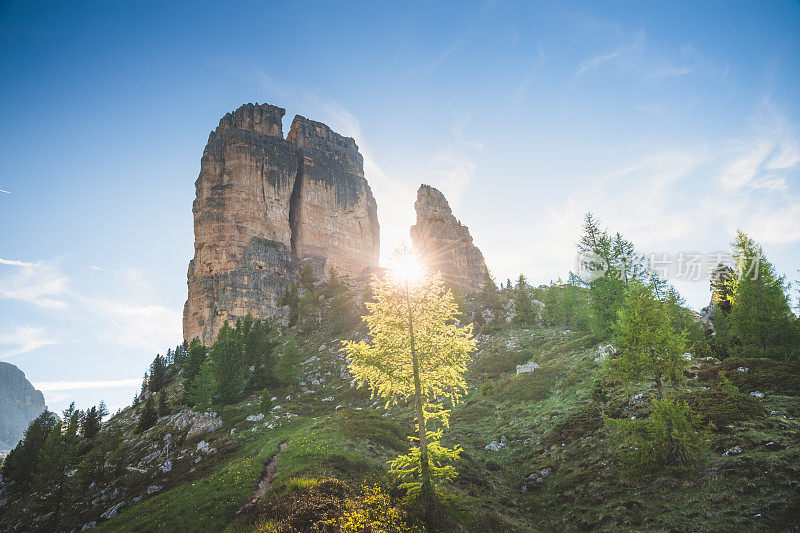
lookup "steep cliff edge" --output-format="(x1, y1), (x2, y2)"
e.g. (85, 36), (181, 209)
(0, 362), (46, 451)
(183, 103), (380, 345)
(410, 184), (488, 293)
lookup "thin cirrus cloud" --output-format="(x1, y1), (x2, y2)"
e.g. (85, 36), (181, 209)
(0, 324), (59, 357)
(576, 30), (646, 75)
(576, 32), (724, 80)
(0, 259), (181, 355)
(0, 259), (69, 309)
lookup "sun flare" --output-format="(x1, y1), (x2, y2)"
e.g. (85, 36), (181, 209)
(388, 248), (427, 286)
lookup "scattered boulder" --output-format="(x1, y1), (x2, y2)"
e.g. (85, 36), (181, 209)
(521, 467), (552, 492)
(749, 391), (765, 399)
(100, 501), (125, 520)
(81, 521), (97, 531)
(147, 485), (163, 495)
(196, 440), (216, 454)
(516, 362), (540, 375)
(159, 459), (172, 473)
(723, 445), (743, 456)
(594, 344), (617, 362)
(485, 436), (507, 451)
(246, 413), (264, 422)
(168, 410), (223, 436)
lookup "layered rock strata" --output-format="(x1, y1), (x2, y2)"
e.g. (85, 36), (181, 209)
(410, 184), (488, 293)
(184, 103), (379, 344)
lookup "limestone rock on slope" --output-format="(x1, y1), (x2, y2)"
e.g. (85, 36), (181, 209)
(184, 103), (380, 345)
(0, 362), (47, 451)
(410, 184), (488, 293)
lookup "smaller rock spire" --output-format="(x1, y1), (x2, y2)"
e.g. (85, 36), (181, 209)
(410, 184), (489, 293)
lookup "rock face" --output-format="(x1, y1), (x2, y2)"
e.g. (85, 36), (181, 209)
(410, 185), (488, 293)
(288, 116), (380, 276)
(184, 103), (379, 344)
(0, 362), (47, 451)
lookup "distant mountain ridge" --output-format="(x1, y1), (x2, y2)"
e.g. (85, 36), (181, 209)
(0, 362), (46, 451)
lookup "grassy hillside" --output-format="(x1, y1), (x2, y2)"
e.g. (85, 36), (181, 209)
(2, 290), (798, 532)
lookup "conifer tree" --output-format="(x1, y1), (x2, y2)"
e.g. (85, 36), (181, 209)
(299, 262), (318, 290)
(136, 394), (158, 433)
(513, 274), (537, 326)
(148, 354), (168, 393)
(97, 399), (109, 420)
(343, 266), (476, 512)
(83, 406), (102, 438)
(157, 392), (170, 416)
(607, 282), (687, 398)
(183, 338), (206, 404)
(33, 404), (81, 530)
(1, 410), (59, 492)
(727, 231), (799, 361)
(211, 321), (244, 404)
(190, 361), (217, 407)
(279, 283), (300, 326)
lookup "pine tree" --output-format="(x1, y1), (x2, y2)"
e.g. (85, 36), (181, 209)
(279, 283), (300, 326)
(157, 392), (170, 416)
(211, 321), (244, 404)
(97, 399), (109, 419)
(33, 404), (81, 530)
(343, 268), (476, 512)
(1, 410), (59, 492)
(191, 360), (217, 407)
(243, 317), (279, 392)
(183, 338), (206, 405)
(607, 282), (688, 398)
(299, 263), (317, 291)
(83, 406), (102, 438)
(513, 274), (538, 326)
(576, 213), (639, 339)
(148, 354), (168, 393)
(136, 394), (158, 433)
(727, 231), (799, 361)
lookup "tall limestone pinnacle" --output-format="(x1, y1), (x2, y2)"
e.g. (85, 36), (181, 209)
(410, 184), (489, 293)
(183, 103), (380, 345)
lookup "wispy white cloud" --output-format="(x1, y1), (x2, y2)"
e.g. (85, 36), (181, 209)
(33, 378), (141, 391)
(0, 259), (69, 309)
(0, 324), (59, 357)
(577, 30), (645, 75)
(0, 258), (37, 267)
(0, 189), (10, 194)
(0, 259), (181, 355)
(577, 32), (727, 82)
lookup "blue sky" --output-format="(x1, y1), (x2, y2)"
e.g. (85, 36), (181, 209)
(1, 0), (799, 414)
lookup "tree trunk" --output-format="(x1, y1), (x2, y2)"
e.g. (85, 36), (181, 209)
(655, 371), (663, 399)
(406, 281), (433, 506)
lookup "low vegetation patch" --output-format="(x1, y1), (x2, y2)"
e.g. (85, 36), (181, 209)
(338, 411), (411, 451)
(544, 404), (602, 445)
(718, 358), (800, 395)
(678, 389), (765, 427)
(490, 367), (556, 403)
